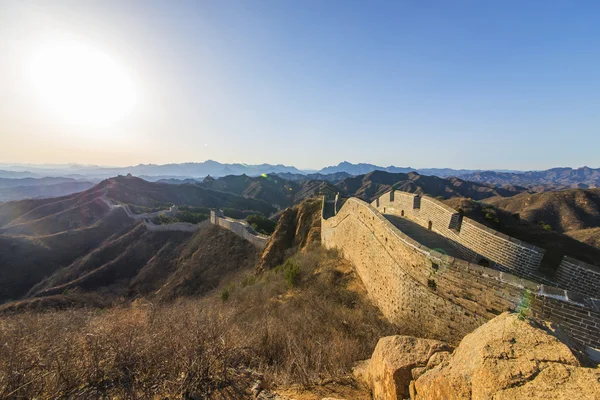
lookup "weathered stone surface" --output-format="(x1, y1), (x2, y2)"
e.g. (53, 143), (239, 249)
(260, 199), (321, 271)
(321, 197), (532, 343)
(352, 359), (370, 382)
(413, 312), (600, 399)
(364, 335), (452, 400)
(424, 351), (450, 370)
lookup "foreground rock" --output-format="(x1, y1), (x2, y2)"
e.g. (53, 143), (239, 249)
(354, 335), (452, 400)
(356, 313), (600, 399)
(413, 312), (600, 399)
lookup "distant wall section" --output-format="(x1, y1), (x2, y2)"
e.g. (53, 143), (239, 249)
(210, 210), (269, 249)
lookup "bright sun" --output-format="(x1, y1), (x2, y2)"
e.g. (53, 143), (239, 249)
(28, 40), (137, 126)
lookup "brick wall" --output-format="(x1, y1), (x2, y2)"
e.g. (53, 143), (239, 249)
(532, 288), (600, 349)
(325, 196), (600, 350)
(374, 191), (546, 280)
(554, 257), (600, 298)
(322, 197), (538, 344)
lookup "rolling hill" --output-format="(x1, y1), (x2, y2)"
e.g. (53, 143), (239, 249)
(479, 188), (600, 250)
(336, 170), (526, 202)
(200, 173), (339, 208)
(444, 196), (600, 271)
(0, 175), (277, 307)
(484, 188), (600, 233)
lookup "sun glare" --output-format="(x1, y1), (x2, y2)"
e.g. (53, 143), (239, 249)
(27, 40), (136, 126)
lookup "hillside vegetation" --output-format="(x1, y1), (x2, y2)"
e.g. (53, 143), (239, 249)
(0, 245), (395, 399)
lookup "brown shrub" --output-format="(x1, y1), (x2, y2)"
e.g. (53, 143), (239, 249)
(0, 245), (396, 398)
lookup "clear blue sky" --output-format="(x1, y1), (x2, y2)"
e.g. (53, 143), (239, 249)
(1, 0), (599, 170)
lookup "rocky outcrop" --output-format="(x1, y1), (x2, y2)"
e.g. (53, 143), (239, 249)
(259, 198), (321, 270)
(412, 312), (600, 399)
(356, 313), (599, 399)
(354, 336), (452, 400)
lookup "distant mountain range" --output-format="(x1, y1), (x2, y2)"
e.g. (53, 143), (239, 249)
(0, 161), (304, 180)
(315, 161), (506, 177)
(1, 162), (599, 193)
(460, 167), (600, 189)
(318, 162), (414, 175)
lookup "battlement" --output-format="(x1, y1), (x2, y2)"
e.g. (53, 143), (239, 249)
(321, 194), (600, 352)
(373, 190), (600, 298)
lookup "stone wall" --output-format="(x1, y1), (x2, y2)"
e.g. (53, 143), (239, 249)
(374, 190), (600, 299)
(532, 286), (600, 349)
(554, 257), (600, 299)
(210, 210), (269, 249)
(322, 197), (538, 343)
(374, 191), (546, 280)
(322, 196), (600, 350)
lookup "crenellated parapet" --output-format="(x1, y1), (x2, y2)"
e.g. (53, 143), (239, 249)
(372, 190), (600, 298)
(321, 193), (600, 352)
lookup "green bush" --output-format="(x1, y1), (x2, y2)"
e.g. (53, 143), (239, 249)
(283, 260), (301, 288)
(240, 274), (257, 288)
(220, 283), (235, 302)
(220, 288), (230, 302)
(246, 214), (276, 235)
(176, 210), (208, 224)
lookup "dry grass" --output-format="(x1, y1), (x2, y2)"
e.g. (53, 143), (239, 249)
(0, 245), (396, 398)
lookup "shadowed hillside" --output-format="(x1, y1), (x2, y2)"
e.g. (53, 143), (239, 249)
(0, 175), (278, 308)
(200, 173), (338, 208)
(101, 175), (276, 215)
(0, 208), (134, 303)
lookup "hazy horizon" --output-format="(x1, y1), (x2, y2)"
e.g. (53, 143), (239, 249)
(1, 159), (598, 174)
(2, 1), (600, 170)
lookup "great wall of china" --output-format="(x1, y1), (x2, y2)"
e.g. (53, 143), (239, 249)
(321, 190), (600, 354)
(105, 196), (269, 248)
(210, 210), (269, 249)
(106, 191), (599, 353)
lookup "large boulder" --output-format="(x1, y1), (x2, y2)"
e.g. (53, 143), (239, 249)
(413, 312), (600, 399)
(356, 335), (452, 400)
